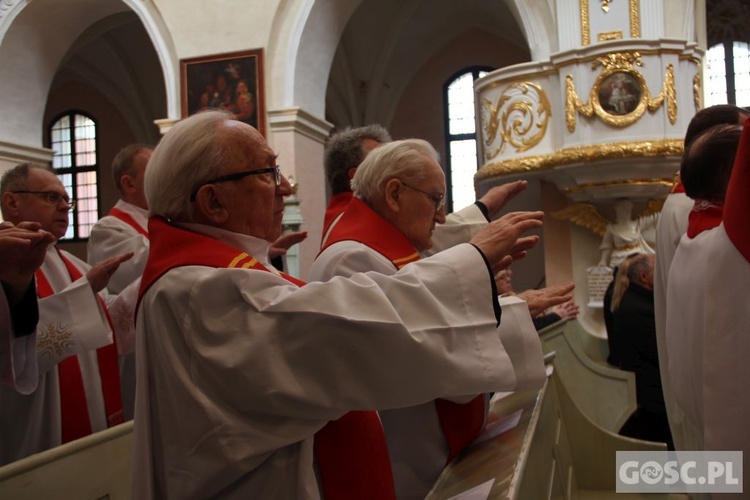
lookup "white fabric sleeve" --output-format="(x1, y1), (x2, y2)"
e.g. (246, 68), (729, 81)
(87, 216), (149, 294)
(36, 277), (112, 374)
(426, 203), (487, 255)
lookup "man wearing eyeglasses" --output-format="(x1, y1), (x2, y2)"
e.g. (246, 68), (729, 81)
(309, 139), (548, 499)
(0, 163), (136, 465)
(322, 124), (529, 252)
(133, 110), (545, 499)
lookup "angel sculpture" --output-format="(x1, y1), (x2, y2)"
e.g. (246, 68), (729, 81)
(552, 199), (662, 268)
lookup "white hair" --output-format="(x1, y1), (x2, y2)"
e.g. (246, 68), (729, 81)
(145, 110), (232, 220)
(351, 138), (439, 205)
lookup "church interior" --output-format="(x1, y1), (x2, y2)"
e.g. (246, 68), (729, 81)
(1, 0), (749, 497)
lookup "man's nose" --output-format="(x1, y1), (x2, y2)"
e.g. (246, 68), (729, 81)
(435, 206), (447, 224)
(278, 174), (293, 196)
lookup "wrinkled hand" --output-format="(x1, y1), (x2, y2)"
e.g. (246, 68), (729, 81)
(0, 221), (56, 289)
(470, 211), (543, 267)
(548, 300), (580, 321)
(517, 281), (575, 318)
(477, 180), (527, 218)
(269, 231), (308, 260)
(86, 252), (134, 294)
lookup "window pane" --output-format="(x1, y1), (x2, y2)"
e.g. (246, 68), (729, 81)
(75, 170), (98, 238)
(49, 112), (99, 240)
(734, 42), (750, 108)
(448, 73), (476, 135)
(449, 139), (478, 211)
(706, 44), (728, 106)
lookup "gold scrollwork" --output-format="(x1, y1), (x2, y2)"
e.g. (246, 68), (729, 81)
(565, 51), (677, 132)
(481, 82), (551, 161)
(476, 138), (683, 179)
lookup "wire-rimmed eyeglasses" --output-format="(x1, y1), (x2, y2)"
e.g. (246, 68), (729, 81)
(12, 190), (76, 211)
(400, 181), (446, 213)
(189, 166), (282, 201)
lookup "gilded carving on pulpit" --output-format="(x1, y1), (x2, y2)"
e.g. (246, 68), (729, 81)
(480, 82), (551, 161)
(551, 199), (663, 268)
(565, 51), (677, 132)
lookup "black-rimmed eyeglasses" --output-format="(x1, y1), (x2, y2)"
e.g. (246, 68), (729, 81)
(400, 181), (446, 212)
(190, 166), (282, 201)
(12, 190), (77, 211)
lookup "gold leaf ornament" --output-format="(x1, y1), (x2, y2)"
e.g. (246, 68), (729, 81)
(481, 82), (551, 160)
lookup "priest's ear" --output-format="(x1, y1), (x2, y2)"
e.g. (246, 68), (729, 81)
(384, 178), (403, 213)
(191, 185), (229, 225)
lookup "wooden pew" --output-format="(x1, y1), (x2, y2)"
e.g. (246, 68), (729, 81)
(0, 421), (133, 499)
(539, 319), (637, 433)
(426, 363), (684, 499)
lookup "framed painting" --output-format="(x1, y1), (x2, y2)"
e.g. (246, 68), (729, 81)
(180, 49), (265, 135)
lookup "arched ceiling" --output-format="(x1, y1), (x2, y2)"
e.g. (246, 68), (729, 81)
(325, 0), (528, 128)
(51, 12), (166, 144)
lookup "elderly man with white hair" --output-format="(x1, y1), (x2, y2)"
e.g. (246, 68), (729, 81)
(132, 110), (545, 499)
(310, 138), (562, 499)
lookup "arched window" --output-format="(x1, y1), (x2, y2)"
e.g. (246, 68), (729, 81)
(705, 41), (750, 107)
(443, 67), (492, 213)
(48, 112), (100, 240)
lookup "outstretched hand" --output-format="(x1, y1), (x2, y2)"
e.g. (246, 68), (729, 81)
(548, 300), (580, 321)
(477, 180), (527, 218)
(470, 211), (543, 266)
(0, 221), (56, 295)
(517, 281), (575, 318)
(269, 231), (308, 260)
(87, 252), (134, 294)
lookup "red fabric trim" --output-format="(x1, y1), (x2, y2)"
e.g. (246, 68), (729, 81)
(435, 395), (486, 464)
(670, 180), (685, 194)
(35, 248), (122, 443)
(320, 198), (420, 269)
(687, 201), (724, 238)
(724, 117), (750, 262)
(108, 207), (149, 239)
(322, 192), (353, 238)
(137, 217), (304, 315)
(314, 411), (396, 500)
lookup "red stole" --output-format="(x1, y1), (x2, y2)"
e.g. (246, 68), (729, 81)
(108, 207), (149, 239)
(35, 247), (123, 444)
(322, 192), (354, 239)
(322, 198), (486, 465)
(687, 200), (724, 238)
(138, 217), (391, 500)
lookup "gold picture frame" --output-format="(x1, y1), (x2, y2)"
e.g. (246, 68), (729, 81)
(565, 51), (676, 131)
(592, 68), (645, 126)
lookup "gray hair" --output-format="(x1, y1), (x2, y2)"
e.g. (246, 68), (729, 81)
(324, 124), (392, 195)
(351, 139), (440, 205)
(112, 144), (153, 194)
(0, 163), (54, 218)
(145, 110), (232, 221)
(626, 253), (652, 284)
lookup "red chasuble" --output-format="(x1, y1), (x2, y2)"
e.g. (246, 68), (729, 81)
(322, 192), (354, 240)
(35, 247), (123, 444)
(321, 198), (487, 465)
(138, 217), (393, 500)
(108, 207), (149, 239)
